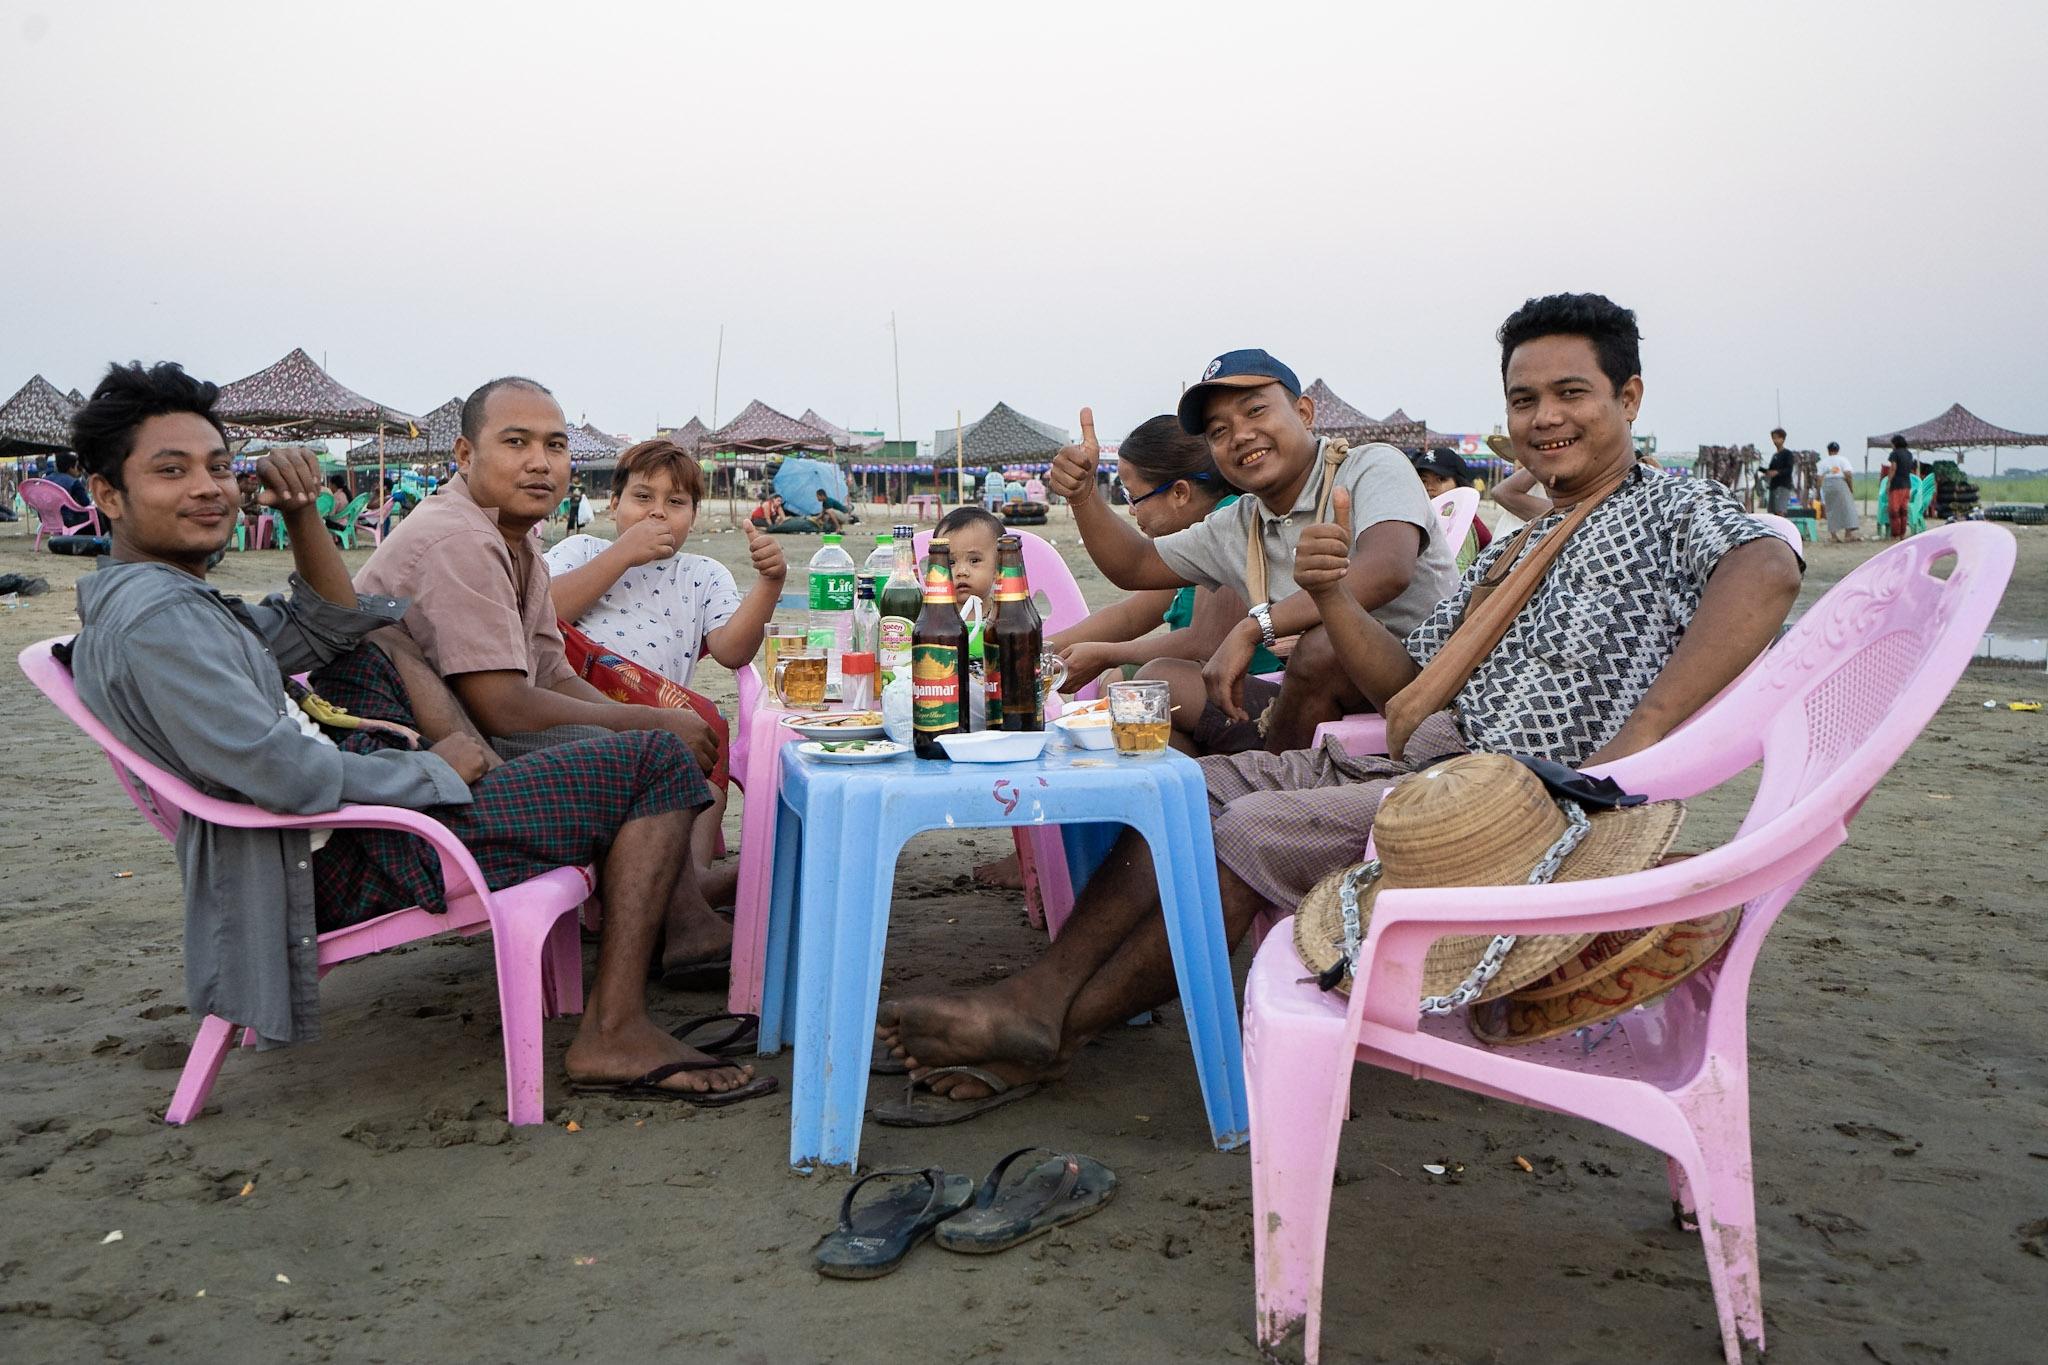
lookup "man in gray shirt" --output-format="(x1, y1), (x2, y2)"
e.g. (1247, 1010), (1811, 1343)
(61, 361), (769, 1105)
(1045, 349), (1456, 752)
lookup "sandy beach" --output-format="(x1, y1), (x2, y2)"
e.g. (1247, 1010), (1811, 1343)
(2, 506), (2044, 1365)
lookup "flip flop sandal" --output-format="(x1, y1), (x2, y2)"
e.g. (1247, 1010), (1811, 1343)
(871, 1066), (1040, 1128)
(871, 1039), (909, 1075)
(657, 951), (733, 992)
(933, 1147), (1118, 1254)
(671, 1011), (759, 1058)
(812, 1167), (975, 1279)
(567, 1057), (779, 1108)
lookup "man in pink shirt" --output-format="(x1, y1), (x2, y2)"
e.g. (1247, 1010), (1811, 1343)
(350, 377), (731, 984)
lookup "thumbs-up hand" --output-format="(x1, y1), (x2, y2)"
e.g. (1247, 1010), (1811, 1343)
(1046, 406), (1102, 503)
(1294, 485), (1354, 599)
(745, 520), (787, 582)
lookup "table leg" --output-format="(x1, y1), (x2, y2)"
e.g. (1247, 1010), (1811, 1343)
(1142, 765), (1250, 1150)
(756, 791), (805, 1055)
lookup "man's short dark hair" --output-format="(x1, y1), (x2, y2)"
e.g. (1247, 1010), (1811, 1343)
(460, 375), (553, 443)
(1496, 293), (1642, 396)
(70, 361), (228, 491)
(1827, 441), (1840, 451)
(53, 450), (80, 475)
(1770, 427), (1787, 439)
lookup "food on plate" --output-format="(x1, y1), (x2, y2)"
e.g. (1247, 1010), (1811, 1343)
(808, 711), (884, 728)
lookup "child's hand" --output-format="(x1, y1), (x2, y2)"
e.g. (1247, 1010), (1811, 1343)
(613, 516), (676, 566)
(745, 523), (786, 582)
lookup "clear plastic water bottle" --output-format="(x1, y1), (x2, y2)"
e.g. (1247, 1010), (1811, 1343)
(806, 533), (857, 686)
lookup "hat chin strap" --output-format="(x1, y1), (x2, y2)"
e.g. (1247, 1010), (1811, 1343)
(1323, 800), (1592, 1010)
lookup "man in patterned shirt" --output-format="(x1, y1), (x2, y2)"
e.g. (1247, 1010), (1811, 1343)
(877, 293), (1804, 1117)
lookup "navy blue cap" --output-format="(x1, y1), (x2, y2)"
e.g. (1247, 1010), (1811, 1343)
(1176, 349), (1301, 434)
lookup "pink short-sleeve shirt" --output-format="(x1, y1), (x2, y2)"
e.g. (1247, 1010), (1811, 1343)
(353, 475), (575, 688)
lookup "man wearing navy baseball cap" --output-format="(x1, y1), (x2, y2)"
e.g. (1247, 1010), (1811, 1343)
(1045, 347), (1455, 754)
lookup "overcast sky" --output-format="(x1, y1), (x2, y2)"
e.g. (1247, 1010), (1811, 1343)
(4, 0), (2044, 472)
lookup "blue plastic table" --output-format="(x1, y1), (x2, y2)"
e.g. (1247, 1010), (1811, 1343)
(759, 744), (1249, 1171)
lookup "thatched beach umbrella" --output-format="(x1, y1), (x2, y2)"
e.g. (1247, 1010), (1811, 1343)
(216, 347), (419, 492)
(1868, 403), (2048, 480)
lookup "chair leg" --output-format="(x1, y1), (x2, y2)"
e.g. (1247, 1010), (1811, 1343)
(1247, 1005), (1356, 1365)
(490, 907), (568, 1126)
(1675, 1087), (1765, 1365)
(728, 711), (788, 1018)
(164, 1015), (241, 1124)
(543, 910), (584, 1018)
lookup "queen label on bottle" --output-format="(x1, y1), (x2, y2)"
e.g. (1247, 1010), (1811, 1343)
(911, 538), (966, 759)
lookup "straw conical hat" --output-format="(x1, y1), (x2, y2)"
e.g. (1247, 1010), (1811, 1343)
(1293, 754), (1685, 1000)
(1468, 903), (1740, 1045)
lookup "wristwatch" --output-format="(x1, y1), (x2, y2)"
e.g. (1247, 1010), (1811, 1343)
(1248, 602), (1278, 650)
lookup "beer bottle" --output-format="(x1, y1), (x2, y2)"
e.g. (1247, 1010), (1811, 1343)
(911, 538), (966, 759)
(991, 534), (1044, 731)
(875, 522), (922, 689)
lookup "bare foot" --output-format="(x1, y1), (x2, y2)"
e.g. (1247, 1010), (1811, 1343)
(564, 1015), (756, 1094)
(659, 899), (733, 975)
(699, 859), (739, 908)
(876, 985), (1060, 1074)
(972, 853), (1024, 890)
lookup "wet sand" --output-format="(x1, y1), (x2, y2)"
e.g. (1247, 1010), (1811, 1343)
(2, 507), (2044, 1364)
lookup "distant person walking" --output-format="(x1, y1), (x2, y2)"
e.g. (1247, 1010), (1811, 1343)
(1884, 434), (1916, 538)
(1817, 441), (1860, 542)
(1765, 427), (1795, 516)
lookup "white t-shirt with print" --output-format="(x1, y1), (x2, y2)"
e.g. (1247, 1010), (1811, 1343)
(1818, 453), (1856, 481)
(542, 534), (741, 688)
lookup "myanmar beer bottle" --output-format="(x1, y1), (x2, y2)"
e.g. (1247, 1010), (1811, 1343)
(911, 538), (967, 759)
(990, 534), (1043, 730)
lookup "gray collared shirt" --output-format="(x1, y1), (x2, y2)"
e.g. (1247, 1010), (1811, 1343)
(72, 561), (470, 1045)
(1153, 439), (1458, 639)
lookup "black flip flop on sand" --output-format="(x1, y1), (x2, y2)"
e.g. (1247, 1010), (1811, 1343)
(567, 1057), (778, 1108)
(812, 1168), (975, 1279)
(933, 1147), (1117, 1254)
(658, 950), (732, 992)
(672, 1011), (758, 1058)
(872, 1066), (1040, 1128)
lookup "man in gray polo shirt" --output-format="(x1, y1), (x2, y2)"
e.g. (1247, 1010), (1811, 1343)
(1046, 349), (1456, 752)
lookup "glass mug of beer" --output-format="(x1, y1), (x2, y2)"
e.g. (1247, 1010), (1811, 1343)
(761, 623), (808, 679)
(1107, 679), (1171, 757)
(773, 650), (829, 709)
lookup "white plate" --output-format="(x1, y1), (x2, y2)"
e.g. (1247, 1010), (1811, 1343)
(780, 711), (888, 741)
(797, 739), (908, 764)
(937, 729), (1050, 763)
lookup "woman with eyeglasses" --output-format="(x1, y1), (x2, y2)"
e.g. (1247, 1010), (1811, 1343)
(1049, 415), (1284, 694)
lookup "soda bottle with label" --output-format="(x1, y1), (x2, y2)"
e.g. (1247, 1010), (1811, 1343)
(990, 534), (1043, 730)
(875, 522), (922, 689)
(911, 538), (966, 759)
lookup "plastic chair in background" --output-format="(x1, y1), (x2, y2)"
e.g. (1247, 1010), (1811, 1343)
(18, 637), (595, 1127)
(1908, 472), (1936, 535)
(329, 491), (373, 548)
(17, 477), (104, 551)
(1242, 524), (2015, 1365)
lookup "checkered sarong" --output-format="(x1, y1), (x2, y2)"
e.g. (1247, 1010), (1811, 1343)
(1197, 710), (1467, 909)
(306, 645), (710, 931)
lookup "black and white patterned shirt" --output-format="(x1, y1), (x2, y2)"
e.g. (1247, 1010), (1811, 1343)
(1402, 466), (1791, 765)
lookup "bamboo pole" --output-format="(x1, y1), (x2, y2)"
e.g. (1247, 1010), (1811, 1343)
(955, 409), (964, 508)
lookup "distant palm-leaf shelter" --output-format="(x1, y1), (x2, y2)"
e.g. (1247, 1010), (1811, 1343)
(1299, 379), (1426, 448)
(216, 347), (418, 439)
(0, 374), (81, 458)
(347, 397), (463, 467)
(659, 417), (711, 453)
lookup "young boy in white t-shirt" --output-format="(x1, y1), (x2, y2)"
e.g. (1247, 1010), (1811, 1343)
(546, 439), (785, 902)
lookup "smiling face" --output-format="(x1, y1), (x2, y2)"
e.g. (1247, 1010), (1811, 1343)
(610, 466), (697, 549)
(1116, 458), (1220, 538)
(1200, 383), (1319, 510)
(454, 384), (570, 538)
(1503, 334), (1642, 500)
(88, 412), (238, 574)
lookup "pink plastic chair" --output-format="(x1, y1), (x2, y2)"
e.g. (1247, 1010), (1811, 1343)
(1242, 523), (2015, 1365)
(18, 637), (593, 1127)
(1434, 486), (1479, 553)
(18, 477), (104, 550)
(1311, 508), (1811, 759)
